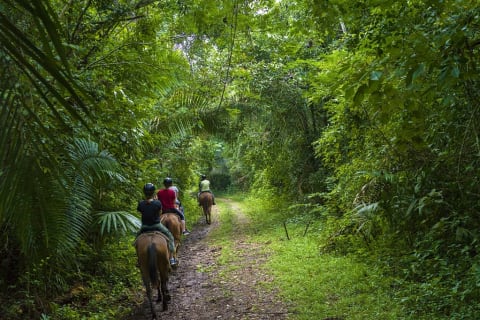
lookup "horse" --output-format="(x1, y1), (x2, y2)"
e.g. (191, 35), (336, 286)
(135, 232), (171, 319)
(198, 192), (213, 224)
(160, 212), (182, 264)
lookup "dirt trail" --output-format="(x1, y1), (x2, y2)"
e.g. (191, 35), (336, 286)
(126, 198), (289, 320)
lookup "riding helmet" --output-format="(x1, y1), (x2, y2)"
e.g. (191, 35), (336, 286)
(143, 183), (155, 196)
(200, 174), (206, 180)
(163, 177), (173, 186)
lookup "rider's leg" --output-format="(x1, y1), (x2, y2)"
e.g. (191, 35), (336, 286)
(206, 191), (216, 205)
(157, 223), (176, 264)
(173, 208), (188, 233)
(179, 212), (190, 235)
(181, 220), (187, 233)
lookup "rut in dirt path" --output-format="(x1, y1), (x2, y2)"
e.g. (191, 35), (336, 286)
(126, 198), (289, 320)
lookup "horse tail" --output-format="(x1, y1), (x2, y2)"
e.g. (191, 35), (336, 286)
(148, 243), (159, 286)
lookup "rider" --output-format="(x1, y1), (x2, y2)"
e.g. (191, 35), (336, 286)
(168, 180), (185, 217)
(198, 174), (216, 205)
(136, 183), (177, 266)
(157, 177), (190, 235)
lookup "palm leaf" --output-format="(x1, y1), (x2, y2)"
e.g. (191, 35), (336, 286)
(67, 138), (126, 183)
(0, 13), (91, 127)
(62, 138), (126, 244)
(96, 211), (141, 236)
(0, 1), (91, 117)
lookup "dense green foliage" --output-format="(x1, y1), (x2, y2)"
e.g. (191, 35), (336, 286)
(1, 0), (479, 318)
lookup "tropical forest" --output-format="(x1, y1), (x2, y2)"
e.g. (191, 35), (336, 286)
(1, 0), (479, 319)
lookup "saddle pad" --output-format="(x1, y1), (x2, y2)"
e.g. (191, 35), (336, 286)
(134, 231), (169, 246)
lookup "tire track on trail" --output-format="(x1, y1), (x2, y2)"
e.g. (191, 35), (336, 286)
(126, 198), (289, 320)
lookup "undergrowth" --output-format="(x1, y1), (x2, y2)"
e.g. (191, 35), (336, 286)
(0, 236), (142, 320)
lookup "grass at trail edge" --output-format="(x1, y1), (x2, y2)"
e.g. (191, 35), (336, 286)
(210, 194), (408, 320)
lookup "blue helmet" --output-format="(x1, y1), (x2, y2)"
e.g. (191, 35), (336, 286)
(163, 177), (173, 187)
(143, 183), (155, 196)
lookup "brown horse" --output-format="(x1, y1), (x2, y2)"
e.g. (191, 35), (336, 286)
(135, 232), (171, 319)
(198, 192), (213, 224)
(160, 212), (182, 264)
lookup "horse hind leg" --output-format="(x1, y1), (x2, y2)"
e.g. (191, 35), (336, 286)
(154, 242), (170, 311)
(202, 205), (210, 224)
(161, 277), (170, 311)
(147, 244), (159, 319)
(155, 272), (166, 305)
(156, 286), (162, 303)
(160, 255), (171, 310)
(145, 283), (157, 320)
(206, 204), (212, 225)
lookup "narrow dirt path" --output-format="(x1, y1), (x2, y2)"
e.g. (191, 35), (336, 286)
(126, 198), (289, 320)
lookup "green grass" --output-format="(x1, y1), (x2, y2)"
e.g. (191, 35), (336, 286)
(266, 235), (403, 319)
(210, 195), (406, 319)
(207, 201), (240, 270)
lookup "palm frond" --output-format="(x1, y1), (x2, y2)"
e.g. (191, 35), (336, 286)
(351, 202), (381, 240)
(0, 85), (22, 223)
(95, 211), (141, 236)
(151, 89), (229, 141)
(67, 138), (125, 182)
(0, 2), (91, 121)
(0, 0), (93, 237)
(62, 138), (127, 245)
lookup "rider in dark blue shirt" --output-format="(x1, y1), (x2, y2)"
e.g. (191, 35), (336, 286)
(136, 183), (177, 266)
(137, 197), (162, 225)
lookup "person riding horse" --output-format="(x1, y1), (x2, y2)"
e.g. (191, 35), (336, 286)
(198, 174), (216, 205)
(168, 180), (185, 217)
(136, 183), (177, 266)
(157, 177), (190, 235)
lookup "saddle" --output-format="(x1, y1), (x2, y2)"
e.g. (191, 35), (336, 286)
(134, 230), (170, 247)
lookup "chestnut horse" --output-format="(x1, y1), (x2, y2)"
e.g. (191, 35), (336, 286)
(198, 192), (213, 224)
(160, 212), (182, 264)
(135, 232), (171, 319)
